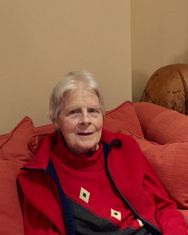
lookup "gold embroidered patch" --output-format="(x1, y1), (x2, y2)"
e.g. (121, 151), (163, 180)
(111, 208), (121, 221)
(137, 219), (144, 227)
(79, 187), (90, 203)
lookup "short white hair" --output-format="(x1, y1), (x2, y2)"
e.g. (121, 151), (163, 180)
(49, 70), (104, 123)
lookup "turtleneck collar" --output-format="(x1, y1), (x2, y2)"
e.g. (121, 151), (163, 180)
(52, 131), (105, 171)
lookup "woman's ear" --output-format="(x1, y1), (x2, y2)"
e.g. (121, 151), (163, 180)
(54, 116), (62, 129)
(54, 121), (60, 128)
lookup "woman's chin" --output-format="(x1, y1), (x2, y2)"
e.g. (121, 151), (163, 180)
(76, 143), (99, 154)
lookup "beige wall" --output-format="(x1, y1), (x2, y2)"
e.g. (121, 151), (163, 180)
(3, 0), (188, 134)
(0, 0), (131, 134)
(131, 0), (188, 101)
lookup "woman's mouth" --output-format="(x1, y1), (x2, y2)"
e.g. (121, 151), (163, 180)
(77, 132), (93, 136)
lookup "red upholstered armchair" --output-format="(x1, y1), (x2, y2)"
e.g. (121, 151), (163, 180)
(0, 101), (188, 234)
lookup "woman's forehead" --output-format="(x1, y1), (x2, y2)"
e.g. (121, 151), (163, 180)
(63, 89), (100, 107)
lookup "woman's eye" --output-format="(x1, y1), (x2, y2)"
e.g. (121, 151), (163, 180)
(88, 108), (99, 113)
(69, 109), (80, 115)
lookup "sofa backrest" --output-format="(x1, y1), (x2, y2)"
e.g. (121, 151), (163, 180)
(1, 101), (188, 234)
(133, 101), (188, 143)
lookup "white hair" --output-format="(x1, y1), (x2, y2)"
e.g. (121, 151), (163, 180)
(49, 70), (104, 123)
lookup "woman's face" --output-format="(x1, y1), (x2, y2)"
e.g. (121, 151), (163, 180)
(58, 88), (103, 154)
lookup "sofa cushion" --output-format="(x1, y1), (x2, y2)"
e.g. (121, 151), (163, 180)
(33, 123), (56, 151)
(0, 116), (36, 235)
(179, 209), (188, 227)
(0, 116), (36, 163)
(126, 132), (188, 210)
(133, 102), (167, 137)
(0, 161), (24, 235)
(0, 133), (8, 145)
(104, 101), (144, 137)
(146, 109), (188, 144)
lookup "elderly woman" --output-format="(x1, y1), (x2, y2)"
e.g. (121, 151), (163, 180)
(18, 71), (187, 235)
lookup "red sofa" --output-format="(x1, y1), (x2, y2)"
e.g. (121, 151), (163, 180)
(1, 101), (188, 234)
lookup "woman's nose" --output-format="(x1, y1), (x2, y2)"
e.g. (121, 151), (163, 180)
(80, 111), (90, 123)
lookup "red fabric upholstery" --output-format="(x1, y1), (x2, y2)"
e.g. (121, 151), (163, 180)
(0, 117), (36, 235)
(105, 101), (144, 137)
(1, 101), (188, 233)
(133, 102), (167, 137)
(126, 132), (188, 210)
(147, 110), (188, 143)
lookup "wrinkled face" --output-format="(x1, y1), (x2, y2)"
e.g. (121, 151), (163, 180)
(57, 88), (103, 154)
